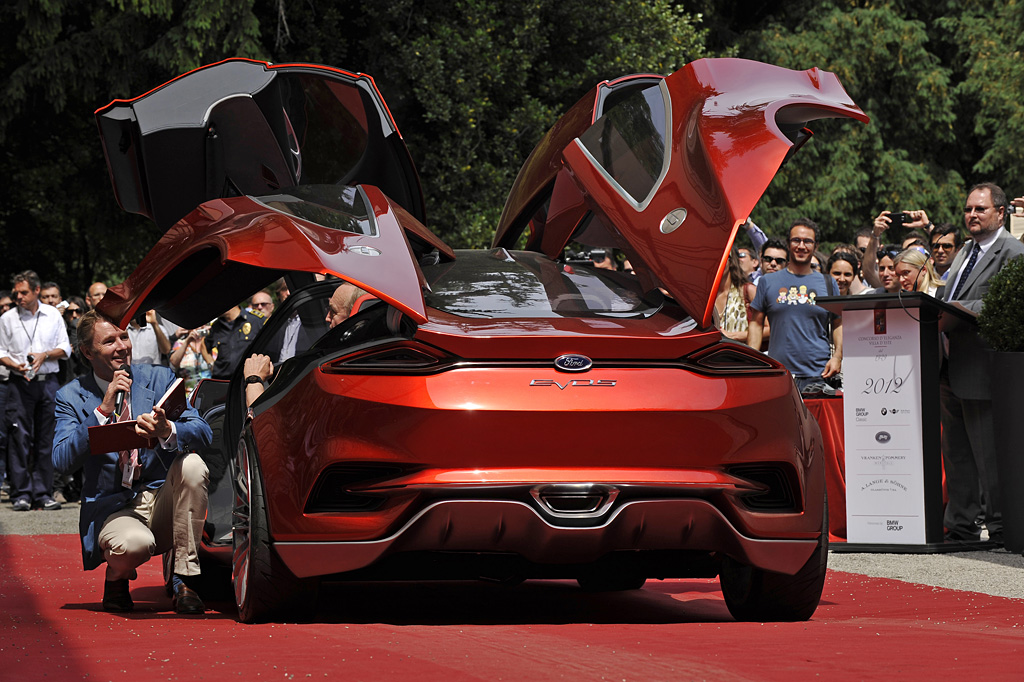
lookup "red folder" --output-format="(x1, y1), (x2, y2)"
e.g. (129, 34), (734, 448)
(87, 378), (187, 455)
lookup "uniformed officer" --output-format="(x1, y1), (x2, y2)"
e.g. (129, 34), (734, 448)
(205, 305), (265, 379)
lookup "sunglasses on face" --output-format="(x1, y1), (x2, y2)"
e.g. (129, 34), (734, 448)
(763, 256), (788, 266)
(930, 242), (955, 251)
(66, 307), (82, 315)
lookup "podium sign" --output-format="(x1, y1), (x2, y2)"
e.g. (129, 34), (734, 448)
(842, 308), (926, 543)
(819, 292), (975, 551)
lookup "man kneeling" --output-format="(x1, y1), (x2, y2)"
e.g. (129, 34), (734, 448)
(53, 310), (213, 614)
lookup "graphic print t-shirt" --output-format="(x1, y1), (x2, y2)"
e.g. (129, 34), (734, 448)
(751, 269), (836, 379)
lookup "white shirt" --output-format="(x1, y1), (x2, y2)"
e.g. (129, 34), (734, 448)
(0, 303), (72, 376)
(127, 314), (178, 365)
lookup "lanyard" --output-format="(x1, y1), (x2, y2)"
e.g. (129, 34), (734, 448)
(18, 309), (39, 351)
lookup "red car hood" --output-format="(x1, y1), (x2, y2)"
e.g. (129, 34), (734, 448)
(493, 58), (869, 328)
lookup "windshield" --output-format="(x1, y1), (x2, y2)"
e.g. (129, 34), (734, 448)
(423, 249), (661, 318)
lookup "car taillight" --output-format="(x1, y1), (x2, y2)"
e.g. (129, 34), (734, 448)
(320, 341), (451, 374)
(684, 344), (783, 374)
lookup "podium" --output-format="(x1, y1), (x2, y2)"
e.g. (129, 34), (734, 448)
(818, 292), (977, 552)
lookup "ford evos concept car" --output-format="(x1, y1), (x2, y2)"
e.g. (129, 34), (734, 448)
(94, 57), (867, 623)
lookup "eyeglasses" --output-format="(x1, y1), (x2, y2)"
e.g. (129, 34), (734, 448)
(810, 263), (821, 271)
(963, 205), (995, 215)
(763, 256), (788, 266)
(737, 251), (751, 259)
(66, 307), (82, 316)
(930, 242), (955, 251)
(788, 237), (816, 246)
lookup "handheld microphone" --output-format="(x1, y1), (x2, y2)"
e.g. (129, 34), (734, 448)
(114, 365), (132, 416)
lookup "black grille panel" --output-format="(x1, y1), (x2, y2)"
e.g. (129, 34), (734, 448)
(728, 464), (800, 512)
(306, 464), (404, 513)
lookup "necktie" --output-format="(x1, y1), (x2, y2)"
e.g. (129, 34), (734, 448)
(950, 243), (980, 301)
(116, 396), (140, 488)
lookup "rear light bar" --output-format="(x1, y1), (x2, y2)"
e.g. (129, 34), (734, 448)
(683, 343), (784, 374)
(320, 341), (451, 374)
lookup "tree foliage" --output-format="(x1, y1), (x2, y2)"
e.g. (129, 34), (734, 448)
(717, 0), (1024, 244)
(0, 0), (263, 294)
(1, 0), (1022, 296)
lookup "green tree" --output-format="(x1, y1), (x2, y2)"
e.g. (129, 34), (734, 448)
(264, 0), (710, 247)
(741, 4), (965, 241)
(0, 0), (262, 295)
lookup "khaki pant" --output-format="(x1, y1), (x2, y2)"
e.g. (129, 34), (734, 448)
(98, 453), (209, 581)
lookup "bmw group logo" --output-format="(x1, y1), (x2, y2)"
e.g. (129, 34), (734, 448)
(554, 354), (593, 372)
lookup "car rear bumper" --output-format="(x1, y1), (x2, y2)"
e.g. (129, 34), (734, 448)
(274, 498), (818, 579)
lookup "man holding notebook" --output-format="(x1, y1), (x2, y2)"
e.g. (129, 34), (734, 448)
(53, 310), (212, 614)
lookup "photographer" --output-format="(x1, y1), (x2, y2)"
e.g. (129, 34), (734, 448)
(169, 326), (214, 393)
(863, 209), (932, 287)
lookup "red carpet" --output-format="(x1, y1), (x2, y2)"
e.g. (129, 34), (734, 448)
(2, 534), (1021, 680)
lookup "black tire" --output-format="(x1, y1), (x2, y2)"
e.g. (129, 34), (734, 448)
(720, 497), (829, 622)
(232, 437), (317, 623)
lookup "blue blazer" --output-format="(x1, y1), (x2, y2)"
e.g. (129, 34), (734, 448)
(53, 364), (213, 570)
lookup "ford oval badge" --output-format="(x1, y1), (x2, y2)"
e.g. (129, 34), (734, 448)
(554, 354), (592, 372)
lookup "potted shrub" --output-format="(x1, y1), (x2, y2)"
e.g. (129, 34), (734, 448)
(978, 255), (1024, 553)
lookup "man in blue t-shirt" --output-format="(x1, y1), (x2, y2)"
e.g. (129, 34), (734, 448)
(747, 219), (842, 391)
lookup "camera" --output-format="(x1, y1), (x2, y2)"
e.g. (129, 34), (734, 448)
(197, 328), (209, 338)
(886, 211), (913, 228)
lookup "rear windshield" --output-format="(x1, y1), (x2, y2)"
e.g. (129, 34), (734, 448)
(423, 249), (660, 318)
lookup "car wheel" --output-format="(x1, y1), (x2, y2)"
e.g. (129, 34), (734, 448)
(720, 497), (829, 622)
(232, 437), (317, 623)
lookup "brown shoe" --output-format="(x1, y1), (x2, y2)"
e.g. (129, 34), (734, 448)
(102, 579), (134, 613)
(172, 582), (206, 614)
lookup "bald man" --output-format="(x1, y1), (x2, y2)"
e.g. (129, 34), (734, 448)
(86, 282), (107, 310)
(326, 282), (370, 329)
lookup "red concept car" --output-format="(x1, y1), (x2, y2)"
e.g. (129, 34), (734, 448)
(94, 57), (867, 623)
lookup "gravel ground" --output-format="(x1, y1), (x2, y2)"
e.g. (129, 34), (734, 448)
(2, 496), (1021, 599)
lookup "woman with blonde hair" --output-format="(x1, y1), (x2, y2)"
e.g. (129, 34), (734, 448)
(894, 246), (939, 296)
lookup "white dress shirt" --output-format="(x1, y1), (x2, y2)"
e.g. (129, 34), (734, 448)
(0, 303), (72, 376)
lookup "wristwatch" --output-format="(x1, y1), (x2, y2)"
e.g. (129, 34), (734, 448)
(245, 375), (263, 385)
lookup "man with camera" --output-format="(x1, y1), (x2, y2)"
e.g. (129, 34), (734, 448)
(939, 182), (1024, 546)
(53, 310), (213, 613)
(862, 209), (932, 288)
(0, 270), (72, 512)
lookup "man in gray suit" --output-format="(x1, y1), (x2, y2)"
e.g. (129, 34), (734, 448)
(940, 182), (1024, 544)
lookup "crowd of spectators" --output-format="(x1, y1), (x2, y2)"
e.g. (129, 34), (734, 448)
(0, 275), (292, 512)
(716, 182), (1024, 548)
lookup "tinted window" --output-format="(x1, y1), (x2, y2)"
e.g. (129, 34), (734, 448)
(256, 185), (376, 236)
(257, 287), (333, 365)
(423, 249), (658, 318)
(577, 84), (668, 206)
